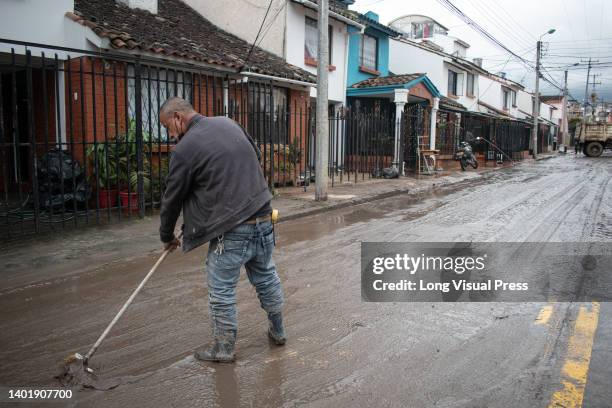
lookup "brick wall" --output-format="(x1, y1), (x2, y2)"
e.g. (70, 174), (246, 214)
(193, 74), (224, 117)
(64, 57), (128, 165)
(409, 82), (434, 105)
(288, 88), (311, 168)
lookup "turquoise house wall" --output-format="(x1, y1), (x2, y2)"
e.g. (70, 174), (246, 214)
(347, 25), (391, 87)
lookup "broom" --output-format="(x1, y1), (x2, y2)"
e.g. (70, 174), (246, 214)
(58, 237), (180, 387)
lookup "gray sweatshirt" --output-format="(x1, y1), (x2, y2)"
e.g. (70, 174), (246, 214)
(159, 115), (272, 252)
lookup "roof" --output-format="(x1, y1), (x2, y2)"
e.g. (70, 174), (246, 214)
(477, 101), (513, 118)
(518, 109), (558, 126)
(391, 37), (529, 89)
(540, 95), (563, 103)
(290, 0), (363, 27)
(70, 0), (316, 83)
(351, 12), (402, 37)
(351, 73), (423, 88)
(392, 37), (489, 76)
(440, 96), (467, 111)
(347, 73), (441, 98)
(454, 39), (470, 48)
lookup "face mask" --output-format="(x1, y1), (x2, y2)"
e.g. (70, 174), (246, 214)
(174, 116), (185, 141)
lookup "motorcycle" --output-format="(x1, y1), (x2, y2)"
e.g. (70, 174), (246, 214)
(454, 141), (479, 171)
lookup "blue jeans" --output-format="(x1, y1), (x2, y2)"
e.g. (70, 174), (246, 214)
(205, 220), (284, 336)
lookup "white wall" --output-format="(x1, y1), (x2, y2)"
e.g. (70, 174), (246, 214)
(0, 0), (74, 46)
(476, 74), (524, 117)
(548, 101), (563, 126)
(184, 0), (286, 57)
(286, 2), (349, 104)
(477, 75), (500, 111)
(517, 90), (533, 119)
(390, 39), (444, 92)
(0, 0), (110, 57)
(390, 39), (478, 109)
(540, 103), (554, 122)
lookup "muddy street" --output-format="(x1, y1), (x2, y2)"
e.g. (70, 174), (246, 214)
(1, 154), (611, 407)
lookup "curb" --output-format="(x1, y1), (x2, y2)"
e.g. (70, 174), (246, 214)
(276, 169), (493, 224)
(535, 154), (557, 161)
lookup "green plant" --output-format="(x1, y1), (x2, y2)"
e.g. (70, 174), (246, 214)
(87, 142), (120, 189)
(288, 140), (303, 165)
(151, 157), (169, 198)
(98, 119), (153, 192)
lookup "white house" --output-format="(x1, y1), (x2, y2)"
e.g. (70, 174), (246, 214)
(476, 73), (523, 118)
(389, 37), (481, 111)
(186, 0), (365, 107)
(388, 14), (470, 58)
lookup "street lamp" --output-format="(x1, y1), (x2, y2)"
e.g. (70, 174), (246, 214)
(532, 28), (556, 159)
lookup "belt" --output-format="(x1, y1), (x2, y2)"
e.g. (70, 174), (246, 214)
(243, 214), (272, 225)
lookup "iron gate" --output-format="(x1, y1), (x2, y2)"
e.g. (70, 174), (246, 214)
(402, 104), (430, 174)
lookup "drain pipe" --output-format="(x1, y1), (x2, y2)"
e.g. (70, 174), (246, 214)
(475, 137), (516, 165)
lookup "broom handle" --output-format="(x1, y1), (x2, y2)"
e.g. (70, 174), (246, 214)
(83, 242), (176, 363)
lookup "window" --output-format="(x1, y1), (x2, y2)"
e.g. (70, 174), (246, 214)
(502, 88), (510, 110)
(305, 17), (317, 61)
(412, 22), (434, 39)
(360, 34), (378, 71)
(466, 73), (475, 97)
(447, 70), (463, 96)
(304, 17), (332, 64)
(128, 67), (192, 141)
(511, 90), (517, 107)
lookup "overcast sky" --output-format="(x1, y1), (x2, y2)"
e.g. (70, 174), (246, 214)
(350, 0), (612, 102)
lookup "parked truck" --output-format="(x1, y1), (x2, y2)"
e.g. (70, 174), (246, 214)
(578, 122), (612, 157)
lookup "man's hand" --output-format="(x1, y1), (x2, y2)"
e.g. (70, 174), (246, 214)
(163, 235), (181, 252)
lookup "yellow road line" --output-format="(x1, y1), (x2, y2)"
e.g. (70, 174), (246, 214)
(548, 302), (600, 408)
(536, 304), (555, 325)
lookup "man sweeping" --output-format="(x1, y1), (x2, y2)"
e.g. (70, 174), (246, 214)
(158, 97), (286, 363)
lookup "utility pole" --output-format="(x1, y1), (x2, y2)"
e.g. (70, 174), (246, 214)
(589, 74), (602, 90)
(315, 0), (329, 201)
(581, 58), (599, 118)
(532, 40), (541, 159)
(561, 70), (569, 146)
(532, 29), (555, 158)
(589, 74), (602, 120)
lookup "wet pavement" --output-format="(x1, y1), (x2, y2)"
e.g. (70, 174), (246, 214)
(0, 153), (611, 407)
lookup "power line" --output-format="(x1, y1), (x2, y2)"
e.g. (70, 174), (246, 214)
(561, 0), (579, 43)
(546, 37), (612, 43)
(256, 1), (288, 49)
(435, 0), (534, 70)
(462, 0), (534, 50)
(240, 0), (275, 71)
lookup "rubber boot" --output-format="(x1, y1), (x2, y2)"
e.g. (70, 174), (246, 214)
(267, 312), (286, 345)
(194, 332), (236, 363)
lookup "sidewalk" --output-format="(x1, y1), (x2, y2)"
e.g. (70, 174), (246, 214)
(0, 164), (511, 291)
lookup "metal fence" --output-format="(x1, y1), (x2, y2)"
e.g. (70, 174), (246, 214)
(1, 39), (533, 239)
(436, 110), (461, 156)
(0, 40), (314, 237)
(403, 104), (431, 174)
(0, 40), (409, 238)
(489, 119), (531, 162)
(435, 111), (531, 163)
(329, 108), (396, 184)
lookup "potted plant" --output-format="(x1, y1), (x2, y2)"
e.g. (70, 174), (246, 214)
(115, 120), (152, 212)
(86, 142), (120, 209)
(120, 168), (151, 211)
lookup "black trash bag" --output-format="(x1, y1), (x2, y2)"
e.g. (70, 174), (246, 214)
(371, 168), (383, 178)
(382, 167), (399, 179)
(37, 149), (90, 211)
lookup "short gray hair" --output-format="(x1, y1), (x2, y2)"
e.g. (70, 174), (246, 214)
(159, 97), (195, 118)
